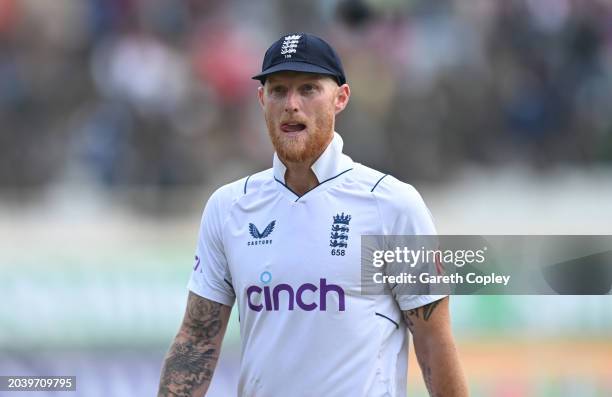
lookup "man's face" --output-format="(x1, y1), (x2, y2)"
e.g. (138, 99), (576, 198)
(258, 72), (350, 164)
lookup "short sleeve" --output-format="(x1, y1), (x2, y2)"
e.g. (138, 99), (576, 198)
(187, 188), (236, 307)
(387, 181), (437, 236)
(375, 177), (447, 310)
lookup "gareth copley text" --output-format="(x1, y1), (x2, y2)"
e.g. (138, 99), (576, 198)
(373, 272), (511, 287)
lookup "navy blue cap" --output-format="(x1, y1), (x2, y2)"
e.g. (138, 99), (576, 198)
(253, 33), (346, 85)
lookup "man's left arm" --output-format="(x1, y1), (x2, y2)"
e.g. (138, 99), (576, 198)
(403, 296), (469, 397)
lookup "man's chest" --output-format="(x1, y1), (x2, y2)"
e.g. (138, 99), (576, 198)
(222, 196), (381, 305)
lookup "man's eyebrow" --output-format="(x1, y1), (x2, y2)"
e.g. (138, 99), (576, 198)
(265, 80), (285, 89)
(266, 79), (291, 87)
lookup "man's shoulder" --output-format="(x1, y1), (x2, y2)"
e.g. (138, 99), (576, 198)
(352, 163), (421, 197)
(206, 168), (274, 208)
(352, 163), (427, 212)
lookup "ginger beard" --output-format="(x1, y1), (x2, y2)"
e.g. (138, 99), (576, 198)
(265, 98), (335, 164)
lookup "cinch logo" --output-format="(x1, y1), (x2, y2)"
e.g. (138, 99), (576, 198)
(246, 272), (345, 312)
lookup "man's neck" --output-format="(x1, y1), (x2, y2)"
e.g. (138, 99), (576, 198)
(283, 161), (319, 196)
(278, 132), (336, 196)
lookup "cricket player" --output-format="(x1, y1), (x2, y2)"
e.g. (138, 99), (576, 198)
(158, 33), (468, 396)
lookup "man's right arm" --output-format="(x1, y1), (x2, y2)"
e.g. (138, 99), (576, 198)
(158, 291), (232, 397)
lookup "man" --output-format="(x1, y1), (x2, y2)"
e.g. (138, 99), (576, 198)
(158, 33), (468, 396)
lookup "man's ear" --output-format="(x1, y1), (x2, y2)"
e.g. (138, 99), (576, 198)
(257, 86), (265, 109)
(334, 84), (350, 115)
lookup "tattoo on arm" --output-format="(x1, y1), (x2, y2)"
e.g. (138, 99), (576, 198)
(403, 310), (416, 332)
(404, 298), (465, 397)
(158, 293), (228, 397)
(423, 365), (439, 397)
(403, 299), (452, 397)
(421, 300), (441, 321)
(402, 299), (442, 332)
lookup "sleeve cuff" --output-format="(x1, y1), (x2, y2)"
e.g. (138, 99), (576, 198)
(187, 279), (235, 307)
(397, 294), (447, 311)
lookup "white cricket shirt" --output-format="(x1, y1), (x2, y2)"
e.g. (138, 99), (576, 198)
(188, 132), (445, 396)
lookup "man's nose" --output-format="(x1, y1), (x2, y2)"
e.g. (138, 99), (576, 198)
(284, 90), (299, 113)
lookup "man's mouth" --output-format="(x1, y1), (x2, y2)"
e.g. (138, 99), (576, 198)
(280, 123), (307, 133)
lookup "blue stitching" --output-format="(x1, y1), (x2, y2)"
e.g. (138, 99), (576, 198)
(375, 312), (399, 329)
(243, 174), (252, 195)
(370, 174), (388, 192)
(274, 168), (354, 201)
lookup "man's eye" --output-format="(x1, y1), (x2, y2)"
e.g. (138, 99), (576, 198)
(302, 85), (315, 93)
(271, 86), (286, 95)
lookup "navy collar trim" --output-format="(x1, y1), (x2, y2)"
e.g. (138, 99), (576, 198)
(274, 167), (353, 202)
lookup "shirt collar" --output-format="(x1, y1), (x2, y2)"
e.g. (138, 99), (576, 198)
(273, 132), (353, 184)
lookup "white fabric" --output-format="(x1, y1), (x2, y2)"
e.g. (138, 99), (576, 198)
(188, 132), (445, 396)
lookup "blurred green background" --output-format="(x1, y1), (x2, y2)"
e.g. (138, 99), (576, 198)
(1, 0), (611, 396)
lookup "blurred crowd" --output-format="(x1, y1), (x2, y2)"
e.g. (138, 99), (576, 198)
(1, 0), (612, 196)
